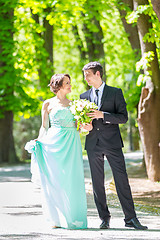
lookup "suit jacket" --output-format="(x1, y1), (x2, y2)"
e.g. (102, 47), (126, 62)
(80, 84), (128, 150)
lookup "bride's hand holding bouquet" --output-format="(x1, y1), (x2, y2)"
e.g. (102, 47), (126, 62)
(69, 99), (97, 133)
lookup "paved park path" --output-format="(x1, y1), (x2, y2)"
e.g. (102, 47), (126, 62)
(0, 152), (160, 240)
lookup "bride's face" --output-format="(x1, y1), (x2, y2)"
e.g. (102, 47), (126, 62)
(61, 76), (71, 93)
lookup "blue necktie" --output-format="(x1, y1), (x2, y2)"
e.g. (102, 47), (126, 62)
(95, 89), (99, 106)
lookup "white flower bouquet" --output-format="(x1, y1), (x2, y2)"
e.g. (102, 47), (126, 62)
(69, 99), (97, 131)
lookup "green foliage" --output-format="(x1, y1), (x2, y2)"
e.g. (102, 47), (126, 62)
(136, 51), (154, 86)
(126, 4), (151, 24)
(2, 0), (153, 160)
(124, 74), (142, 112)
(126, 0), (160, 88)
(0, 1), (17, 116)
(14, 115), (41, 160)
(126, 0), (160, 59)
(0, 0), (40, 119)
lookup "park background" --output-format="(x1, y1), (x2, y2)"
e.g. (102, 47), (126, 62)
(1, 1), (160, 239)
(0, 0), (160, 183)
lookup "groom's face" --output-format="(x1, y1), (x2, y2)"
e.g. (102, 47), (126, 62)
(83, 69), (98, 86)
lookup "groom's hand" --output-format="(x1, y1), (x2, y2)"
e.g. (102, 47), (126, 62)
(87, 109), (104, 120)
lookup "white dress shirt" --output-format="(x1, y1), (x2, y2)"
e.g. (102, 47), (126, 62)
(90, 82), (105, 110)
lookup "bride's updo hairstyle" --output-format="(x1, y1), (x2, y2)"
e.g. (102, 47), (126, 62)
(48, 73), (71, 94)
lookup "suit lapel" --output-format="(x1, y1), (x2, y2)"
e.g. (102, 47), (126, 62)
(100, 84), (109, 109)
(87, 88), (92, 101)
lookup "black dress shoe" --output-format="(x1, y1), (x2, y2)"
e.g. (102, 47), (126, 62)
(100, 218), (110, 229)
(125, 217), (148, 230)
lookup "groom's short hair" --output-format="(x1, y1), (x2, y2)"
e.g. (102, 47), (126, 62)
(82, 61), (103, 78)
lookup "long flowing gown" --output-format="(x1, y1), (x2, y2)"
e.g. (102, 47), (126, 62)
(25, 105), (87, 229)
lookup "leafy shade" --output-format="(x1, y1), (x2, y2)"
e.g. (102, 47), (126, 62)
(0, 0), (41, 119)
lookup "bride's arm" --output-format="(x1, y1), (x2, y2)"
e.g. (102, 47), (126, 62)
(37, 101), (49, 140)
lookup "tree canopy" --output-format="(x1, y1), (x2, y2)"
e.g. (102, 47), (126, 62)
(0, 0), (160, 181)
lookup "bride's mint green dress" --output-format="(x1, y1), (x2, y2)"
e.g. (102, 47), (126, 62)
(25, 106), (87, 229)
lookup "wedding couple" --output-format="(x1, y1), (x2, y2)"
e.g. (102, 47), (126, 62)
(25, 61), (148, 230)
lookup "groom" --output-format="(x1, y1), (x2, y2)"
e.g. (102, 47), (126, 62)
(80, 61), (148, 230)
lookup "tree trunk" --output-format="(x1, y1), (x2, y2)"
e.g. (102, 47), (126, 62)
(117, 0), (141, 152)
(0, 5), (18, 163)
(72, 25), (86, 61)
(138, 88), (160, 181)
(0, 111), (18, 163)
(82, 4), (106, 81)
(128, 111), (134, 151)
(43, 8), (53, 66)
(117, 0), (141, 55)
(31, 8), (54, 88)
(42, 8), (54, 87)
(30, 11), (43, 86)
(72, 24), (89, 89)
(134, 0), (160, 181)
(151, 0), (160, 21)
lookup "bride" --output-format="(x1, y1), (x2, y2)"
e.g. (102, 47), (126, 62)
(25, 73), (87, 229)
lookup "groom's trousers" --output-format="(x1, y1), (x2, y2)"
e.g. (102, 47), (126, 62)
(87, 145), (136, 222)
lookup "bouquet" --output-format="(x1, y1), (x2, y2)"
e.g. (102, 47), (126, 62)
(69, 99), (98, 131)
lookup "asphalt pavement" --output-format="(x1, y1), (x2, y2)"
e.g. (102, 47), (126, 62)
(0, 152), (160, 240)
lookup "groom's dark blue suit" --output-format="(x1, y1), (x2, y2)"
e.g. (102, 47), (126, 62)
(80, 84), (136, 222)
